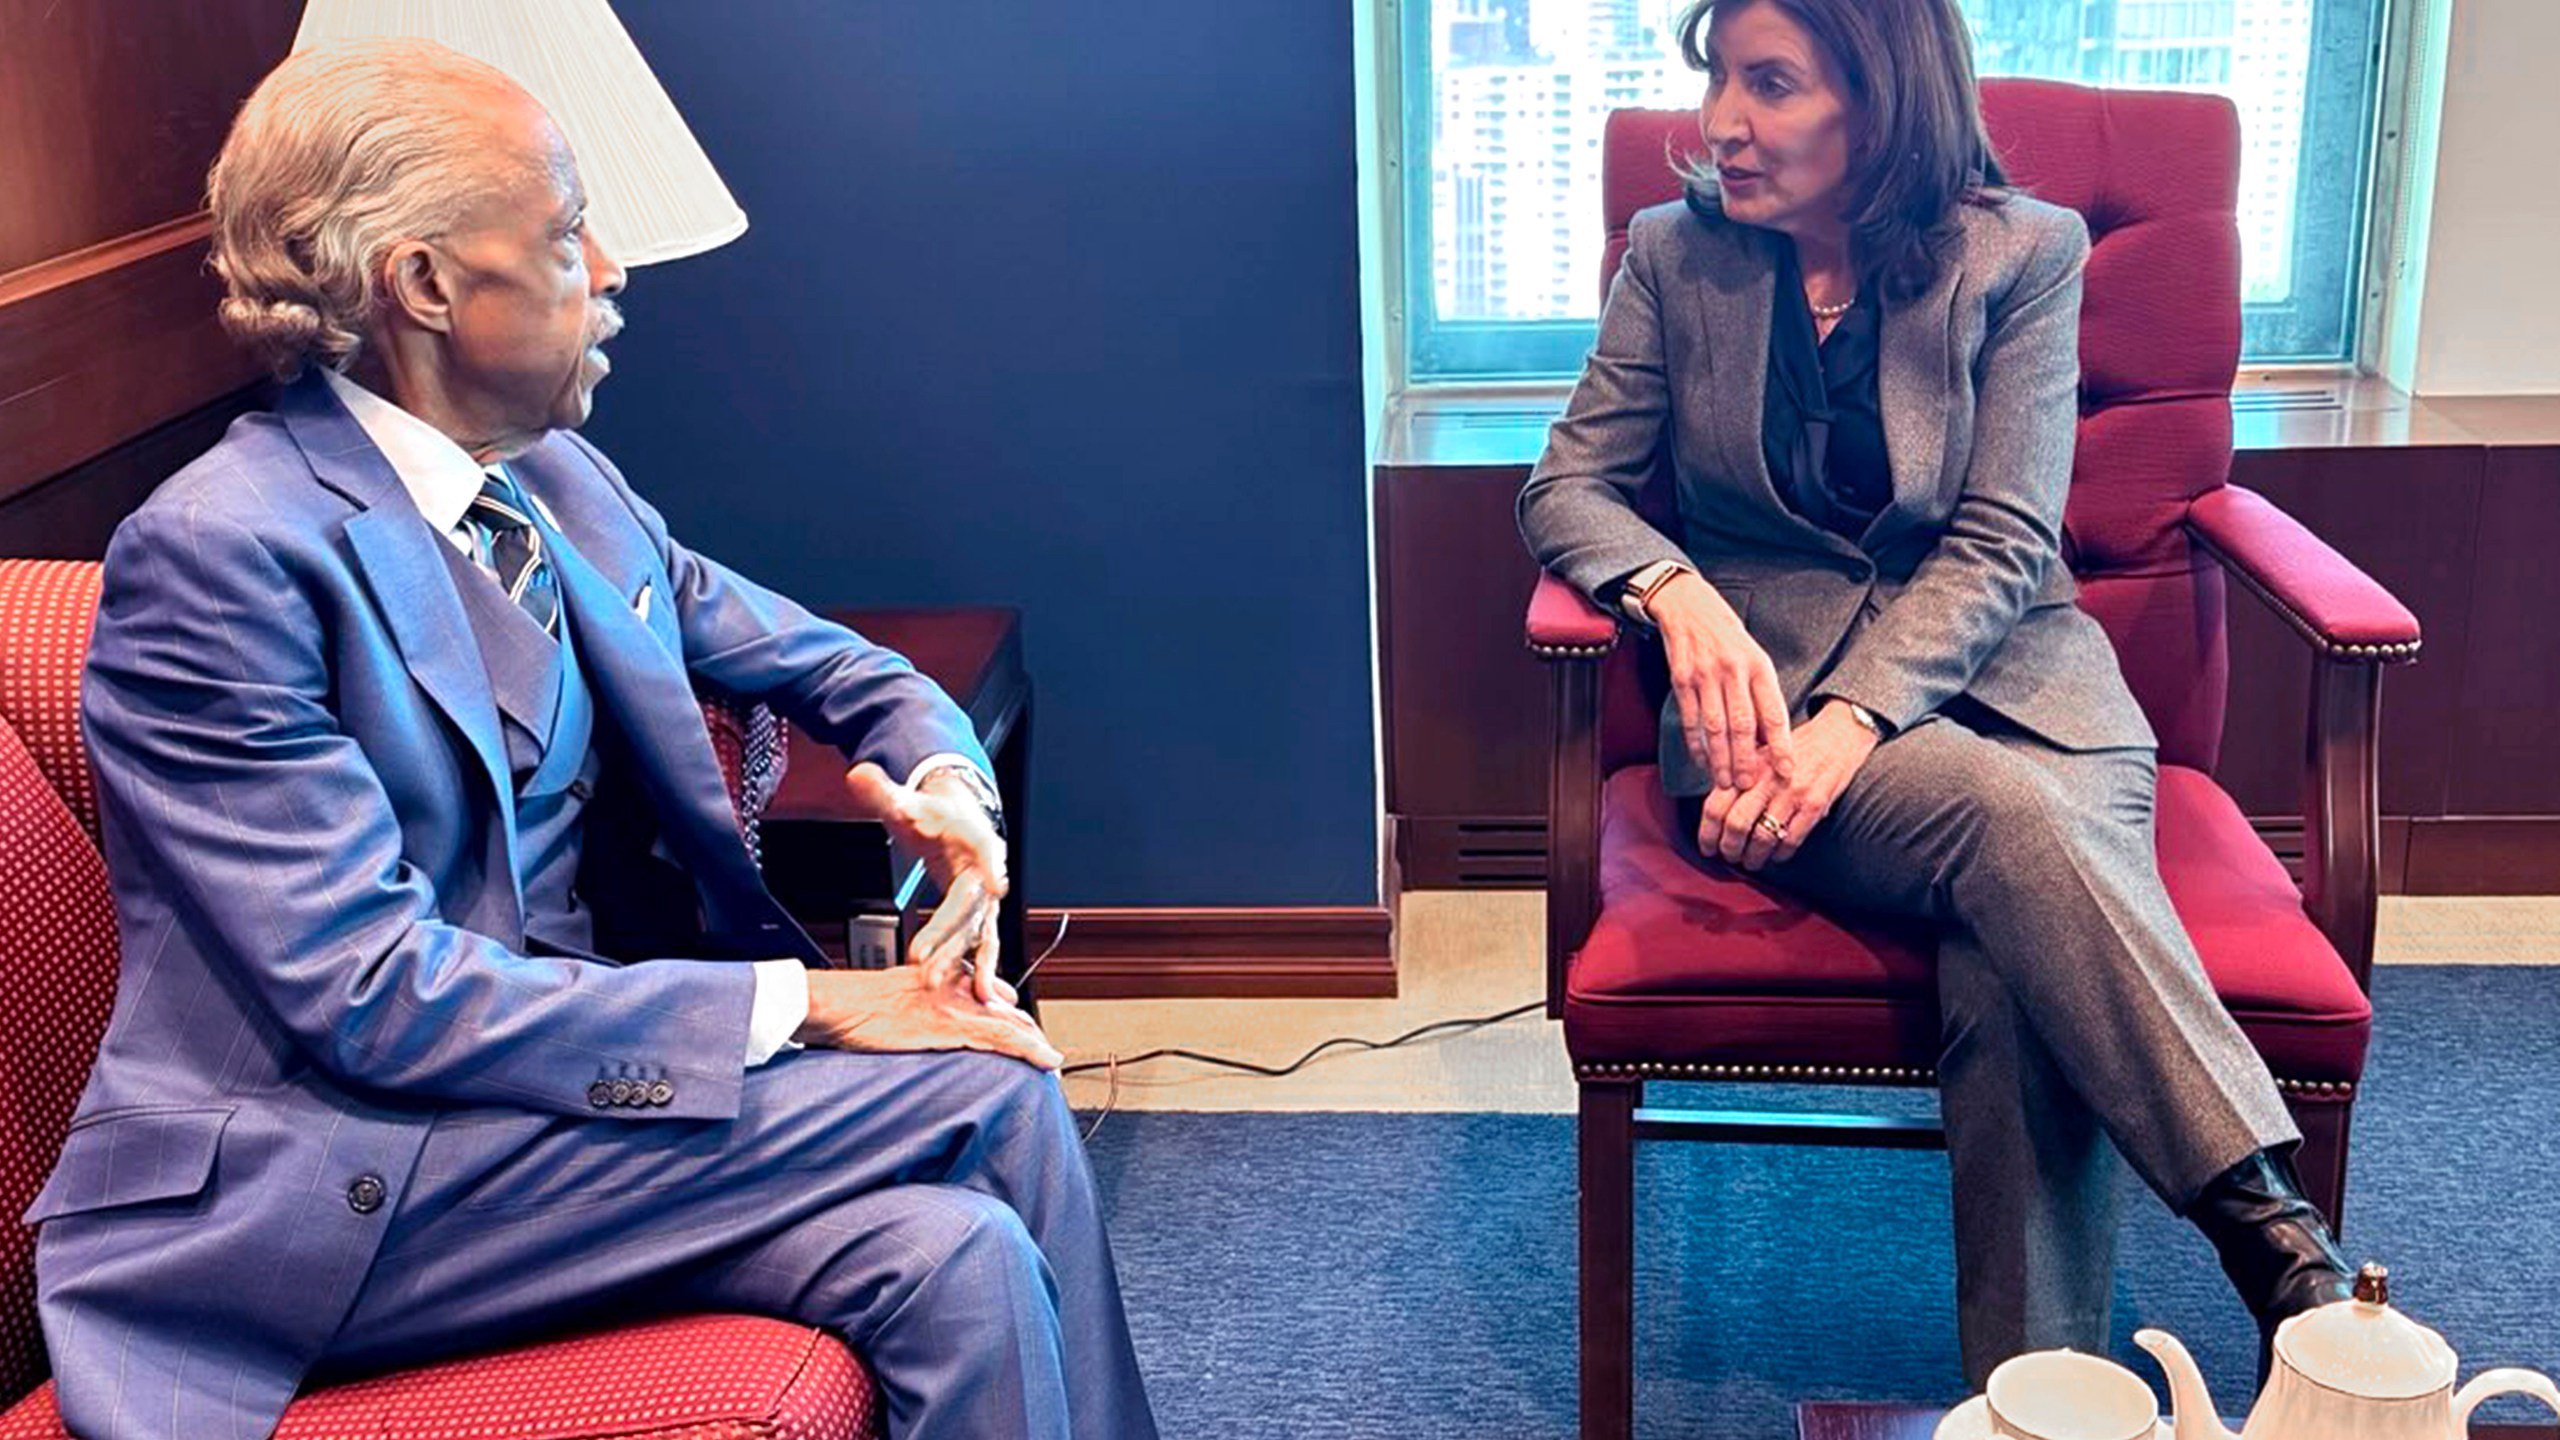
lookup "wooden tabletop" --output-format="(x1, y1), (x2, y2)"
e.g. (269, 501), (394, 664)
(1796, 1402), (2555, 1439)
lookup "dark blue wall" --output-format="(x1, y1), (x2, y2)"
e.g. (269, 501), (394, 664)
(590, 1), (1375, 907)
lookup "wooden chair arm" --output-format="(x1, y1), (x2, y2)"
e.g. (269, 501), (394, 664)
(2185, 493), (2412, 994)
(1526, 570), (1617, 1019)
(2299, 660), (2385, 992)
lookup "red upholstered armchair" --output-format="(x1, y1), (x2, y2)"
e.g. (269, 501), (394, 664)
(0, 558), (881, 1439)
(1527, 83), (2421, 1440)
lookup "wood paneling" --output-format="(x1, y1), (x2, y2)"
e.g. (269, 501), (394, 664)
(2405, 818), (2560, 896)
(0, 382), (267, 558)
(2445, 448), (2560, 815)
(2218, 446), (2480, 819)
(0, 0), (302, 506)
(1024, 906), (1397, 999)
(1377, 461), (1556, 821)
(0, 221), (265, 505)
(1376, 438), (1561, 887)
(0, 3), (301, 271)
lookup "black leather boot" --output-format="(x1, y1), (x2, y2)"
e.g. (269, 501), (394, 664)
(2186, 1148), (2355, 1379)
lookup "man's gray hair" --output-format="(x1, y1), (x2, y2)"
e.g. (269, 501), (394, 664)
(208, 39), (526, 379)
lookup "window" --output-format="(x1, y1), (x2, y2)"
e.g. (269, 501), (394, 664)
(1400, 0), (2390, 380)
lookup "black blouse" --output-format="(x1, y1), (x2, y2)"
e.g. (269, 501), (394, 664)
(1762, 245), (1890, 539)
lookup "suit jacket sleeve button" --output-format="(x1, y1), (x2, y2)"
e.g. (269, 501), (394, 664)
(347, 1175), (386, 1214)
(609, 1079), (637, 1106)
(588, 1080), (614, 1108)
(647, 1080), (675, 1107)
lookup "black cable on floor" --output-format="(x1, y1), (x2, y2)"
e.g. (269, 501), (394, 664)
(1059, 1000), (1546, 1079)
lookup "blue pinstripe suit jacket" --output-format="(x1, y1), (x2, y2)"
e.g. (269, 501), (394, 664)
(29, 374), (985, 1439)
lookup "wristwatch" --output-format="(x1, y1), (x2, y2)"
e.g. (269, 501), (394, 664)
(1836, 700), (1889, 738)
(913, 760), (1007, 837)
(1618, 560), (1696, 625)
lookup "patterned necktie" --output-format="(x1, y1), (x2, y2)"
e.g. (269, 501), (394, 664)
(467, 469), (561, 636)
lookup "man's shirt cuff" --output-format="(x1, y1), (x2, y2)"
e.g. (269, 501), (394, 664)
(745, 958), (810, 1066)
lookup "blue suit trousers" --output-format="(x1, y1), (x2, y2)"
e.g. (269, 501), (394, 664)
(316, 1047), (1157, 1440)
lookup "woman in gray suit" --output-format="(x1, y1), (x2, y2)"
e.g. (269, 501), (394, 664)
(1519, 0), (2353, 1383)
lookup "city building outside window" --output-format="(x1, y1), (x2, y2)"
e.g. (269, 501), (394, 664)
(1401, 0), (2390, 381)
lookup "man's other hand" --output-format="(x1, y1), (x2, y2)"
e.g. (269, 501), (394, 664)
(796, 965), (1062, 1070)
(843, 761), (1007, 1001)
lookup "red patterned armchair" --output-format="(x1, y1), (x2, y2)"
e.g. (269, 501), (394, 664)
(0, 558), (880, 1438)
(1526, 82), (2422, 1440)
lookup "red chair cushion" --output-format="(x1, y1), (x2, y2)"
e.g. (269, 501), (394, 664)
(0, 1315), (880, 1439)
(0, 717), (120, 1400)
(1565, 765), (2371, 1086)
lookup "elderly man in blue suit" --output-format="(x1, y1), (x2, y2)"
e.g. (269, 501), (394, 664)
(28, 38), (1157, 1440)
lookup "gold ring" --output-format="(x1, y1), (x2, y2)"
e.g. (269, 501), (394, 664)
(1755, 814), (1788, 841)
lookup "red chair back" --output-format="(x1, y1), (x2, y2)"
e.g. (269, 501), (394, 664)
(1597, 79), (2242, 775)
(0, 557), (793, 1404)
(0, 563), (119, 1399)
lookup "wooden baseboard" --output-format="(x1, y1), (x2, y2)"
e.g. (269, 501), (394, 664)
(2402, 816), (2560, 895)
(2252, 813), (2560, 895)
(1026, 906), (1396, 999)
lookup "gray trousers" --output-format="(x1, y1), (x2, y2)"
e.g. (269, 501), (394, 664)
(1751, 705), (2297, 1384)
(317, 1048), (1158, 1440)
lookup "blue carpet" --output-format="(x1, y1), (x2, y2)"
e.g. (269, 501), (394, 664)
(1084, 964), (2560, 1439)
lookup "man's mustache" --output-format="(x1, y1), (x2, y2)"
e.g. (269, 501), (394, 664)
(588, 296), (624, 347)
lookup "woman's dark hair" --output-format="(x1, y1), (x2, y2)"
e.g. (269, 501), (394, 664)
(1673, 0), (2008, 303)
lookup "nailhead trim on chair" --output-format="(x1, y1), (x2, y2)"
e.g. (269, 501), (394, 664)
(2189, 531), (2423, 666)
(1576, 1061), (1938, 1084)
(1575, 1061), (2354, 1101)
(2323, 639), (2422, 662)
(1529, 639), (1618, 659)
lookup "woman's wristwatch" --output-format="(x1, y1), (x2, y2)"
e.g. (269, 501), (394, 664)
(1620, 560), (1697, 624)
(1834, 700), (1890, 738)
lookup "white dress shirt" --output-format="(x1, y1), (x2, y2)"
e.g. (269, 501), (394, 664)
(319, 371), (993, 1066)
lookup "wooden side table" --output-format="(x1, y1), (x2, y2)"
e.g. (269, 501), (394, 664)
(756, 607), (1035, 1000)
(1796, 1402), (2555, 1439)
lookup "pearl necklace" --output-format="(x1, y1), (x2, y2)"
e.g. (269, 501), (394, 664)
(1809, 293), (1856, 320)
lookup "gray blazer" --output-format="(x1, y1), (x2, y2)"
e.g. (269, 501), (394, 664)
(1520, 194), (2154, 796)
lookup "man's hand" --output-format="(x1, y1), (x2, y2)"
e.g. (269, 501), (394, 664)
(1645, 571), (1796, 791)
(844, 762), (1007, 1001)
(795, 964), (1062, 1070)
(1697, 701), (1881, 871)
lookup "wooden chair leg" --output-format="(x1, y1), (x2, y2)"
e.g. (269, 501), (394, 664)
(1580, 1076), (1639, 1440)
(2282, 1092), (2354, 1235)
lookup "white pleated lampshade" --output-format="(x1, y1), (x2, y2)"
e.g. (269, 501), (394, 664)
(294, 0), (747, 266)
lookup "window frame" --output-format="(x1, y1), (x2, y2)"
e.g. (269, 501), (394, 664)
(1391, 0), (2400, 387)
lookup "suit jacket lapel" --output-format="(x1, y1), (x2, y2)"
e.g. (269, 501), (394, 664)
(537, 516), (822, 963)
(284, 377), (526, 914)
(1689, 221), (1785, 517)
(434, 542), (561, 747)
(1687, 220), (1871, 561)
(1867, 249), (1962, 551)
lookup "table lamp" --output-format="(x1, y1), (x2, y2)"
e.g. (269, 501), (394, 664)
(294, 0), (747, 266)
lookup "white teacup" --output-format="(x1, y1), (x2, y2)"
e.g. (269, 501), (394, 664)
(1985, 1349), (2159, 1440)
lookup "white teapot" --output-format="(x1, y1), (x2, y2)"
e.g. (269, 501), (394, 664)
(2135, 1264), (2558, 1440)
